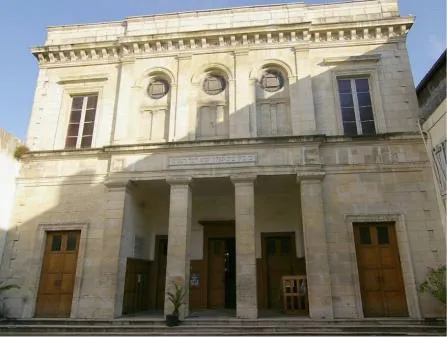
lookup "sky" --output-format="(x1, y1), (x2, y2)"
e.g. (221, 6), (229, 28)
(0, 0), (445, 140)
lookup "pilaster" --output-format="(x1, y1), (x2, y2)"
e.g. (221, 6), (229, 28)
(232, 50), (252, 138)
(291, 49), (317, 135)
(174, 55), (193, 141)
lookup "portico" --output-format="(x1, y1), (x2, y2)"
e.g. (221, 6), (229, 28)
(114, 171), (332, 319)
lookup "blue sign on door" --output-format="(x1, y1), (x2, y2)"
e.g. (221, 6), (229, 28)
(191, 273), (200, 287)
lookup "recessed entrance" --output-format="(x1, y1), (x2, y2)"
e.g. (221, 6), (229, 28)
(35, 231), (80, 318)
(353, 222), (408, 317)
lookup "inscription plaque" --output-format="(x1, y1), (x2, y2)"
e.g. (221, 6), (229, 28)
(168, 154), (257, 167)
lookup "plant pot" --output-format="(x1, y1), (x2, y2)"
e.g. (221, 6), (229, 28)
(165, 314), (180, 327)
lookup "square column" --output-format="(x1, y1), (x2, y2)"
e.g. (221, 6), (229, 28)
(231, 175), (257, 319)
(164, 178), (192, 319)
(298, 173), (333, 319)
(100, 182), (130, 318)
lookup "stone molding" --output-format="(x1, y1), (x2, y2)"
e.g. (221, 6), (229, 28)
(165, 177), (192, 186)
(322, 54), (381, 65)
(230, 173), (257, 183)
(32, 17), (413, 66)
(297, 171), (325, 183)
(103, 179), (129, 189)
(343, 213), (422, 318)
(30, 222), (89, 319)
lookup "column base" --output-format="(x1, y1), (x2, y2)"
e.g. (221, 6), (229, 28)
(237, 305), (258, 319)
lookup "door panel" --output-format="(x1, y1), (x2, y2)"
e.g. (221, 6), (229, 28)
(354, 223), (408, 317)
(207, 238), (236, 309)
(225, 239), (236, 309)
(122, 258), (150, 315)
(208, 239), (226, 308)
(36, 231), (81, 318)
(156, 237), (168, 310)
(264, 234), (296, 310)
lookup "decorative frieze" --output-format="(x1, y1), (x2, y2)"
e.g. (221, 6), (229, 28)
(32, 18), (413, 65)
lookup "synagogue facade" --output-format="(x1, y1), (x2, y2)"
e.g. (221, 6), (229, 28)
(1, 0), (445, 320)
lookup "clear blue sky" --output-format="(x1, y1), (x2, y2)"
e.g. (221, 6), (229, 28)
(0, 0), (445, 140)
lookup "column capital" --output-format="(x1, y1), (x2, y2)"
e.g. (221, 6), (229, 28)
(297, 172), (325, 183)
(166, 177), (192, 186)
(230, 174), (257, 184)
(233, 49), (249, 57)
(104, 179), (128, 190)
(176, 54), (192, 61)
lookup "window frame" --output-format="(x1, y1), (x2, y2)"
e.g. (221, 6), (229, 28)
(331, 66), (385, 136)
(432, 140), (447, 199)
(65, 94), (99, 149)
(55, 85), (104, 150)
(337, 77), (375, 136)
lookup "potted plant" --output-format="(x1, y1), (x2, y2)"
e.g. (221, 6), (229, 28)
(165, 282), (186, 327)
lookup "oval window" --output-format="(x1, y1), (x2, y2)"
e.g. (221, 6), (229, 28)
(148, 78), (169, 99)
(261, 70), (284, 92)
(203, 75), (226, 95)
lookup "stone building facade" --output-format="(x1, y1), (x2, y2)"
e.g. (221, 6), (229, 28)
(1, 0), (445, 320)
(417, 50), (446, 235)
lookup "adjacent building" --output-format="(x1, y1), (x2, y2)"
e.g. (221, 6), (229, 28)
(0, 129), (21, 265)
(1, 0), (445, 321)
(417, 50), (446, 235)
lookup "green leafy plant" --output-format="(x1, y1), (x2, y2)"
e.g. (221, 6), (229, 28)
(13, 145), (29, 160)
(0, 281), (20, 318)
(419, 265), (446, 304)
(166, 282), (186, 316)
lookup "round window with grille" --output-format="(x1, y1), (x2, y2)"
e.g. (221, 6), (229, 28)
(203, 75), (226, 95)
(261, 70), (284, 92)
(148, 79), (169, 99)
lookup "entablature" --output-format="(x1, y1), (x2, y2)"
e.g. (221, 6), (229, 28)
(32, 17), (413, 67)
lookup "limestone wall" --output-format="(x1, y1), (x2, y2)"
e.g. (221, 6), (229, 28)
(0, 129), (20, 265)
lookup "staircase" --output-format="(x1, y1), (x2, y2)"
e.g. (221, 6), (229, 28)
(0, 317), (445, 335)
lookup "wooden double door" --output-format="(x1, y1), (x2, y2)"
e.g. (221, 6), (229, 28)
(353, 222), (408, 317)
(208, 238), (236, 309)
(35, 231), (80, 318)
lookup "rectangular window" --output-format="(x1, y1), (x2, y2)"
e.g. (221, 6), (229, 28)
(337, 78), (376, 136)
(433, 140), (447, 198)
(65, 94), (98, 149)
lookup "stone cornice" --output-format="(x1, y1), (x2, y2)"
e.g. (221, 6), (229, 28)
(32, 17), (413, 66)
(19, 132), (423, 161)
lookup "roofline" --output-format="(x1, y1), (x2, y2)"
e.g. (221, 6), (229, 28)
(416, 49), (446, 93)
(45, 0), (384, 30)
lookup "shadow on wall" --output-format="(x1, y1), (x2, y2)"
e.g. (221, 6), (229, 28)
(0, 41), (442, 320)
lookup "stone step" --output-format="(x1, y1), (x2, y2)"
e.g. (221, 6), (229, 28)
(0, 320), (445, 336)
(3, 318), (445, 326)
